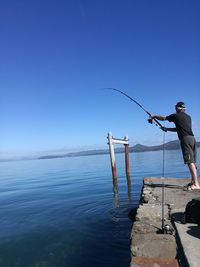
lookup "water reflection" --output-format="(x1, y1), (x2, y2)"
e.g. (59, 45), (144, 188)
(112, 174), (132, 207)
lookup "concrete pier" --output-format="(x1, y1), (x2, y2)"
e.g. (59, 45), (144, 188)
(130, 177), (200, 267)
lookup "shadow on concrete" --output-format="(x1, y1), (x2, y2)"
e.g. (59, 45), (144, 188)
(187, 225), (200, 239)
(172, 212), (200, 237)
(171, 212), (190, 267)
(171, 212), (184, 223)
(148, 183), (184, 190)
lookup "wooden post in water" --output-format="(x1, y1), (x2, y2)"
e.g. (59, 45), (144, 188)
(107, 132), (130, 195)
(124, 135), (131, 199)
(124, 135), (130, 177)
(107, 132), (118, 193)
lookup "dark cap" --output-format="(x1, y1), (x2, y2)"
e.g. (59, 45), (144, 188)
(175, 101), (185, 109)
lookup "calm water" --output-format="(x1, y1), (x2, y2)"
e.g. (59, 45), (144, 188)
(0, 148), (199, 267)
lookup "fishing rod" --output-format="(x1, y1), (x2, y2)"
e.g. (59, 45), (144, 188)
(103, 87), (164, 128)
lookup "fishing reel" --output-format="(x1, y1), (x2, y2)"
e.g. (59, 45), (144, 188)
(163, 224), (174, 235)
(148, 117), (153, 124)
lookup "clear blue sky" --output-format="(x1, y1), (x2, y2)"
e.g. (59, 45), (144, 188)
(1, 0), (200, 159)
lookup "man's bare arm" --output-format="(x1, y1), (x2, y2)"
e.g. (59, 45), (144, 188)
(151, 115), (167, 121)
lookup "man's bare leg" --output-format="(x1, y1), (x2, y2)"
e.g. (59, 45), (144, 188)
(188, 163), (200, 189)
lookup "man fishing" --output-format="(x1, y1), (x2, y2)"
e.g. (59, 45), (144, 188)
(150, 101), (200, 190)
(104, 88), (199, 190)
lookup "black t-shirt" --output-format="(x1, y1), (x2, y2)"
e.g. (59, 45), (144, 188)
(166, 112), (194, 140)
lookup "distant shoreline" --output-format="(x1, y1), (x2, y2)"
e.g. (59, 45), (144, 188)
(38, 140), (200, 160)
(1, 140), (199, 162)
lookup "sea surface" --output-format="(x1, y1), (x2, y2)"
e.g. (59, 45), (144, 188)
(0, 148), (199, 267)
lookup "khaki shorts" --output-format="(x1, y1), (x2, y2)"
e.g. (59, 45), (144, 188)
(180, 136), (197, 164)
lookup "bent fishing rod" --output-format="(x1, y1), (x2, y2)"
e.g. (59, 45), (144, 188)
(103, 87), (164, 128)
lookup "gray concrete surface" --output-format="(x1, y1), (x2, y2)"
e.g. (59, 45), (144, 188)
(130, 177), (200, 267)
(172, 209), (200, 267)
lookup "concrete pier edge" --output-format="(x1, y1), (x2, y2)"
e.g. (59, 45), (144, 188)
(130, 177), (200, 267)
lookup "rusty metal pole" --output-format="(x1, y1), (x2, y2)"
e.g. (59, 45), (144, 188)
(124, 135), (131, 199)
(124, 136), (130, 177)
(107, 132), (118, 194)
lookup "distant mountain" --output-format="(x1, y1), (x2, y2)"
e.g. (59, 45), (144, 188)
(38, 149), (109, 159)
(38, 140), (200, 160)
(129, 140), (182, 152)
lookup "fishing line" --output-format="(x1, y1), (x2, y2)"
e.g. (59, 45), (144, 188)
(161, 124), (166, 233)
(162, 125), (166, 178)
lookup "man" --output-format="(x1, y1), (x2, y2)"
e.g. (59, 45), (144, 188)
(150, 101), (200, 190)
